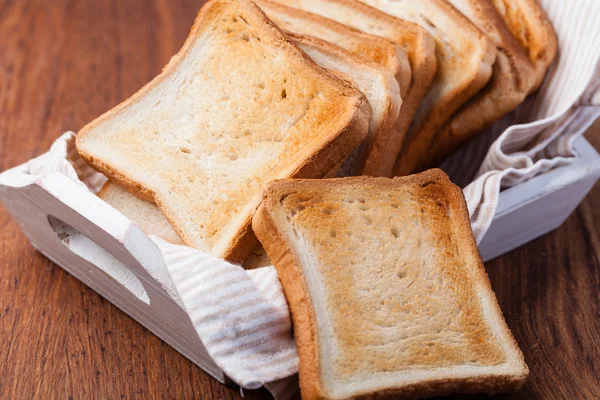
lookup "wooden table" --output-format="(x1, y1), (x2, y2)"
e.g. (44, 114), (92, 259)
(0, 0), (598, 398)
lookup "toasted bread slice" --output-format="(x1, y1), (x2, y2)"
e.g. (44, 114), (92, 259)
(290, 34), (401, 176)
(98, 181), (184, 245)
(356, 0), (496, 176)
(490, 0), (558, 92)
(76, 0), (370, 262)
(256, 0), (411, 97)
(98, 181), (271, 269)
(253, 170), (528, 400)
(270, 0), (437, 177)
(405, 0), (537, 171)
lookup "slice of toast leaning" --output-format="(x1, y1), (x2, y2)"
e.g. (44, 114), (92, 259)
(76, 0), (370, 262)
(253, 169), (528, 400)
(98, 181), (271, 269)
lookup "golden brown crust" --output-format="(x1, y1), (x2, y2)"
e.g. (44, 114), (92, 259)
(440, 171), (529, 395)
(76, 0), (370, 261)
(337, 0), (439, 177)
(289, 33), (400, 177)
(253, 194), (322, 400)
(78, 152), (156, 202)
(490, 0), (558, 92)
(307, 0), (432, 108)
(255, 0), (405, 82)
(95, 180), (111, 199)
(253, 170), (528, 399)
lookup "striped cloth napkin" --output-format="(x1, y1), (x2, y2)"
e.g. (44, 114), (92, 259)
(20, 0), (600, 397)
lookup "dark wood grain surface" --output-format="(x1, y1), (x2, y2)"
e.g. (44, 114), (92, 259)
(0, 1), (598, 399)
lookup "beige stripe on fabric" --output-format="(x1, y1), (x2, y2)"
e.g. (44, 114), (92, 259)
(152, 237), (298, 390)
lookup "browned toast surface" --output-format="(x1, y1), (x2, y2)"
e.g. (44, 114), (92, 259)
(253, 170), (528, 399)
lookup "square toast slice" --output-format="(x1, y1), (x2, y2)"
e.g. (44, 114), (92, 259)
(270, 0), (437, 177)
(253, 170), (528, 399)
(76, 0), (370, 262)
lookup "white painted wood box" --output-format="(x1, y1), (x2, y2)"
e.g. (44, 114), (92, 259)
(0, 136), (598, 384)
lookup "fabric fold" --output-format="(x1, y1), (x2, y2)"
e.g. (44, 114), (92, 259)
(152, 238), (298, 389)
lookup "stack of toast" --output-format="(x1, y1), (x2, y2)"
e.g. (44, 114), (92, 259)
(76, 0), (558, 397)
